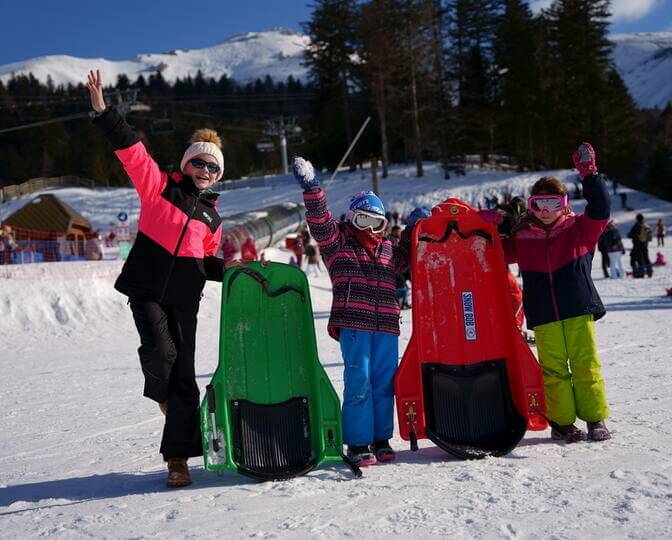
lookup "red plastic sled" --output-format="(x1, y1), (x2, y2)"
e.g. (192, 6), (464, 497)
(394, 199), (547, 459)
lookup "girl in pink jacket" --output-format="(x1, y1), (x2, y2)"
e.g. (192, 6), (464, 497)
(88, 70), (228, 487)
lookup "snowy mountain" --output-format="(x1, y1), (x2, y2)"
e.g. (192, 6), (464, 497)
(1, 29), (671, 109)
(0, 28), (310, 87)
(611, 32), (672, 109)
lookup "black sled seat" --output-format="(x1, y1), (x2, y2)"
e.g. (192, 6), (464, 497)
(423, 360), (528, 459)
(230, 397), (316, 481)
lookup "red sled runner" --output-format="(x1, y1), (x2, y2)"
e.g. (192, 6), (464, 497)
(394, 199), (547, 459)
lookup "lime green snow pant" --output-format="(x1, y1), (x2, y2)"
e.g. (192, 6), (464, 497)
(534, 314), (609, 425)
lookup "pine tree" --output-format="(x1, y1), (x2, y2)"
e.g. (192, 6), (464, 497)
(445, 0), (502, 156)
(359, 0), (400, 177)
(493, 0), (542, 169)
(303, 0), (360, 169)
(541, 0), (614, 166)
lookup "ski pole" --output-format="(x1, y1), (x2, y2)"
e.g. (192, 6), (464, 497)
(323, 116), (371, 188)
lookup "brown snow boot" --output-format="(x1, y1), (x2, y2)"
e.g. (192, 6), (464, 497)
(550, 422), (587, 443)
(159, 401), (168, 416)
(587, 420), (611, 442)
(166, 458), (191, 488)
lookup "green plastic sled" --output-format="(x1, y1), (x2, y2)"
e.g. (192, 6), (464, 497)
(200, 262), (358, 481)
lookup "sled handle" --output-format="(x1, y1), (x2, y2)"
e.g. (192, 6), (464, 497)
(409, 430), (419, 452)
(328, 429), (362, 478)
(206, 384), (217, 414)
(206, 384), (222, 452)
(419, 220), (493, 244)
(227, 267), (305, 302)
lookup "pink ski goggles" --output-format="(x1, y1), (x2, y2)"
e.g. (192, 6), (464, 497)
(527, 194), (568, 213)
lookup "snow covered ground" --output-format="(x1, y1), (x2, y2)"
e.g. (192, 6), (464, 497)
(1, 166), (671, 538)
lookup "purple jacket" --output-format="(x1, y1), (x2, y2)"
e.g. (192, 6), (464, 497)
(303, 188), (412, 340)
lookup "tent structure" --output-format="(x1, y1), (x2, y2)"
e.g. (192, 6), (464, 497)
(1, 194), (94, 262)
(1, 194), (92, 235)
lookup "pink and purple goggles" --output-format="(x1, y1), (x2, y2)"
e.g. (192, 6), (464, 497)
(527, 194), (568, 213)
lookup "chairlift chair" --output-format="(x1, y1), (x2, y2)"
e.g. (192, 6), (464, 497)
(256, 139), (275, 152)
(151, 114), (174, 135)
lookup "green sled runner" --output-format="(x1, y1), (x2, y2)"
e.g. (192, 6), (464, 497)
(200, 262), (360, 481)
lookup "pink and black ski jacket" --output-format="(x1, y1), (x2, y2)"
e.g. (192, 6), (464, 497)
(503, 173), (610, 329)
(303, 188), (412, 340)
(94, 107), (223, 310)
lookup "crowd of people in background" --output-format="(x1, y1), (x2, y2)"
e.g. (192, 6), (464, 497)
(0, 224), (17, 264)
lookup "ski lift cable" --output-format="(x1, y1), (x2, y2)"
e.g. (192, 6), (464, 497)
(0, 112), (92, 134)
(178, 111), (266, 133)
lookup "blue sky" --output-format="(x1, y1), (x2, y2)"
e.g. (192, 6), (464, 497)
(3, 0), (671, 65)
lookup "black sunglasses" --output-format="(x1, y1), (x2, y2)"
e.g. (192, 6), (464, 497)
(189, 158), (221, 174)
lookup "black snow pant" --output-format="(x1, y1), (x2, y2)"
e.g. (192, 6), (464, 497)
(599, 249), (610, 278)
(631, 242), (653, 278)
(129, 299), (202, 460)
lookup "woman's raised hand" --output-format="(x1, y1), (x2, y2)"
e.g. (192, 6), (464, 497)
(87, 69), (106, 113)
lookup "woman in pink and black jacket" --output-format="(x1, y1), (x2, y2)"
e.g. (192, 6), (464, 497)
(292, 156), (430, 466)
(88, 70), (228, 487)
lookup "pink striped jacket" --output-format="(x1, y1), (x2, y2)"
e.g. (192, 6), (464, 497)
(303, 188), (411, 340)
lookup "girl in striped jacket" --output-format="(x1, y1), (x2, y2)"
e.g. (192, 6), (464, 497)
(292, 157), (429, 466)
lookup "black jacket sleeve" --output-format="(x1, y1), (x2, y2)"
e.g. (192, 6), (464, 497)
(92, 106), (141, 150)
(204, 256), (225, 282)
(582, 173), (611, 221)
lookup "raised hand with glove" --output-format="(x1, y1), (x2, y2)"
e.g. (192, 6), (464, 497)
(292, 156), (319, 191)
(572, 142), (597, 178)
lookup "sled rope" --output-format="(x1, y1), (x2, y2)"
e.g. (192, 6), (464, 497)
(419, 220), (493, 244)
(227, 267), (305, 302)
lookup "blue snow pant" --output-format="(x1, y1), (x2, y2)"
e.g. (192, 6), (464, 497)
(339, 329), (399, 445)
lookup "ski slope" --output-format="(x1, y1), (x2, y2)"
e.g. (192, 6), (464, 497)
(1, 165), (671, 538)
(611, 32), (672, 109)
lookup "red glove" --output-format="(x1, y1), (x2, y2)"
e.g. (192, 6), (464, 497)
(572, 142), (597, 178)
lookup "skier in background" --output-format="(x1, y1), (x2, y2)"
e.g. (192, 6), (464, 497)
(602, 221), (625, 279)
(220, 234), (237, 265)
(656, 219), (665, 247)
(292, 156), (430, 466)
(597, 227), (611, 278)
(303, 240), (321, 277)
(628, 214), (653, 278)
(389, 226), (411, 310)
(241, 237), (258, 261)
(291, 234), (304, 268)
(494, 143), (612, 443)
(87, 69), (231, 488)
